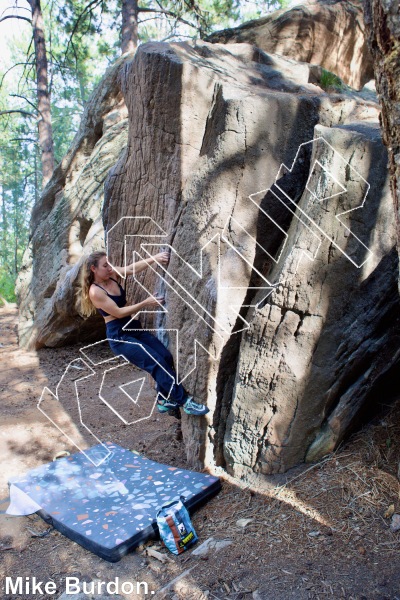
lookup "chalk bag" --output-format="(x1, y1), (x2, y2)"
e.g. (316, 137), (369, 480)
(156, 496), (198, 555)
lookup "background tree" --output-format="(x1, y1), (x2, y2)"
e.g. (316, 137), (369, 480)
(364, 0), (400, 241)
(28, 0), (54, 187)
(68, 0), (285, 56)
(363, 0), (400, 482)
(122, 0), (138, 53)
(0, 0), (54, 188)
(0, 97), (36, 300)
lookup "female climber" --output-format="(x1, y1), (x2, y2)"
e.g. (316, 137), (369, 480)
(80, 250), (209, 418)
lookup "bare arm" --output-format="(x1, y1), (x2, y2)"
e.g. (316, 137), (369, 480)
(89, 286), (163, 319)
(112, 251), (170, 277)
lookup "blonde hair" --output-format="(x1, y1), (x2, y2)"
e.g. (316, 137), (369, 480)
(80, 251), (107, 317)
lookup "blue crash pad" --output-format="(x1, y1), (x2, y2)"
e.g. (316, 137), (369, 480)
(7, 443), (221, 561)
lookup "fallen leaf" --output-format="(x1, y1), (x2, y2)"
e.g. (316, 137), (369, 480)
(236, 518), (254, 528)
(384, 504), (395, 519)
(192, 537), (232, 556)
(146, 547), (167, 563)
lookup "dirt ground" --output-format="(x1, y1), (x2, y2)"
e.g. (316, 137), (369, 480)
(1, 305), (400, 600)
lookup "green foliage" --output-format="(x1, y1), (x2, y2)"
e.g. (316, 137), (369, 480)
(181, 0), (241, 36)
(236, 0), (288, 22)
(56, 0), (119, 92)
(0, 268), (16, 303)
(319, 69), (345, 92)
(0, 140), (34, 275)
(0, 53), (38, 302)
(0, 0), (118, 294)
(50, 0), (119, 161)
(136, 1), (288, 42)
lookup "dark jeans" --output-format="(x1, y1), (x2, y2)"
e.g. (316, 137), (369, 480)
(105, 317), (186, 405)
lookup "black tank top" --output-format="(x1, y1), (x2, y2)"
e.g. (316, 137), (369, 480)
(93, 278), (127, 317)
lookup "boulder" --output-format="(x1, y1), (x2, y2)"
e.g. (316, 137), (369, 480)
(18, 38), (398, 475)
(206, 0), (374, 90)
(16, 56), (131, 348)
(102, 41), (393, 472)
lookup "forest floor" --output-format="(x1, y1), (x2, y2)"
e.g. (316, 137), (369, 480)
(1, 305), (400, 600)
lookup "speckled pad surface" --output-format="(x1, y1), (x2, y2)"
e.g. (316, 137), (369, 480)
(8, 443), (221, 561)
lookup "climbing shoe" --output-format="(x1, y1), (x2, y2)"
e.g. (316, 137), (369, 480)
(157, 398), (181, 420)
(183, 396), (210, 416)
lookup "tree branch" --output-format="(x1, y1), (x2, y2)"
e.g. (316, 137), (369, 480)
(160, 32), (193, 42)
(9, 138), (38, 144)
(0, 5), (31, 18)
(0, 110), (35, 118)
(138, 6), (198, 30)
(64, 0), (103, 67)
(0, 62), (34, 90)
(10, 94), (39, 114)
(0, 14), (31, 24)
(18, 41), (35, 96)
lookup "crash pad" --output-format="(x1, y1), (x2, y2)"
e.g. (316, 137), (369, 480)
(7, 443), (221, 561)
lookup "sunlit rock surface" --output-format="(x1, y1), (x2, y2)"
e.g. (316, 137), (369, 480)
(206, 0), (374, 90)
(16, 56), (130, 348)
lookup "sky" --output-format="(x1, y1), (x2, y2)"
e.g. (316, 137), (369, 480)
(0, 0), (304, 68)
(0, 1), (31, 67)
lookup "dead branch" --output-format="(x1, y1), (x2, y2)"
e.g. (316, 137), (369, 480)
(0, 14), (31, 24)
(0, 109), (36, 118)
(9, 138), (38, 144)
(0, 62), (34, 90)
(10, 94), (39, 114)
(138, 6), (198, 30)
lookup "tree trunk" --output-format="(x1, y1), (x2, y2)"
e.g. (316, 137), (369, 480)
(34, 147), (39, 204)
(0, 185), (7, 266)
(364, 2), (400, 484)
(364, 1), (400, 240)
(121, 0), (139, 54)
(28, 0), (54, 189)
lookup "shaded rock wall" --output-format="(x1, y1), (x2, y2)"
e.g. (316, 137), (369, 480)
(364, 0), (400, 264)
(16, 56), (131, 348)
(206, 0), (374, 90)
(223, 124), (399, 476)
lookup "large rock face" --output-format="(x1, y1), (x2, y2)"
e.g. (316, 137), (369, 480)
(18, 34), (399, 476)
(16, 57), (130, 348)
(223, 124), (399, 476)
(206, 0), (374, 90)
(102, 41), (397, 473)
